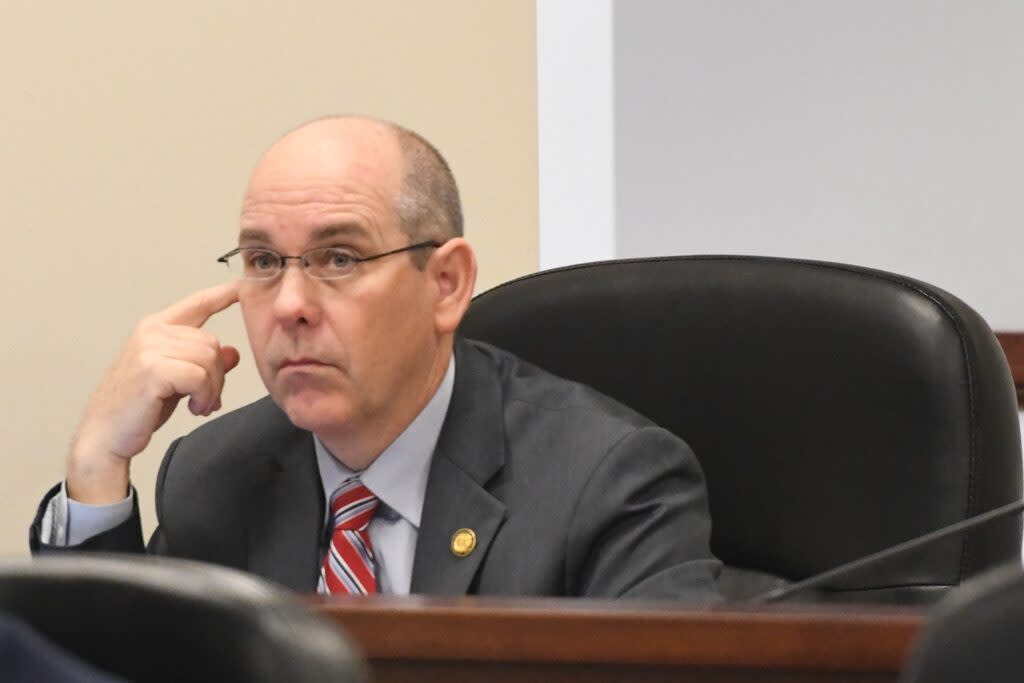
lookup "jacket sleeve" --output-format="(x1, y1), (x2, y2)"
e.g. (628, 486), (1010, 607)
(29, 437), (183, 556)
(30, 483), (146, 555)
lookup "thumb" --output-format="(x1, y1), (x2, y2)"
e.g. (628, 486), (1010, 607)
(221, 345), (241, 373)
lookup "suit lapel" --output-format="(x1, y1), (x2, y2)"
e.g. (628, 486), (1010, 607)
(411, 339), (507, 594)
(245, 428), (324, 592)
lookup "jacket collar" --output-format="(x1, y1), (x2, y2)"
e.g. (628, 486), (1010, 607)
(410, 338), (508, 594)
(244, 408), (324, 592)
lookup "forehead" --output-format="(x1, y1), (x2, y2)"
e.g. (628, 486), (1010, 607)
(240, 120), (405, 244)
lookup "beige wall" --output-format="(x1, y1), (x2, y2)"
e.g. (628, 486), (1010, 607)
(0, 2), (537, 556)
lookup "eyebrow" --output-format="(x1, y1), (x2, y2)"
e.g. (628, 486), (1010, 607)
(237, 224), (372, 246)
(311, 224), (371, 242)
(238, 228), (272, 244)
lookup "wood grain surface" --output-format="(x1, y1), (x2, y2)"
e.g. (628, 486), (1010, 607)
(311, 596), (926, 683)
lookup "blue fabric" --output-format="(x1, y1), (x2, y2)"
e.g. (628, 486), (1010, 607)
(0, 611), (127, 683)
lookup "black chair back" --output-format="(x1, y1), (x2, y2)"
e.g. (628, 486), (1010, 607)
(0, 556), (366, 683)
(460, 256), (1022, 602)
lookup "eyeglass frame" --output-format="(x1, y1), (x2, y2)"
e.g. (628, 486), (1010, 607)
(216, 240), (442, 280)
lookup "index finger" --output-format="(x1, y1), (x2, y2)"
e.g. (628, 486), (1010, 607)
(157, 280), (241, 328)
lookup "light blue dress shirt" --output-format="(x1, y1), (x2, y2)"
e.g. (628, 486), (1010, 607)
(42, 356), (456, 595)
(313, 357), (453, 594)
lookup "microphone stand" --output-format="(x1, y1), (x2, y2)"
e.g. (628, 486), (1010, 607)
(752, 499), (1024, 604)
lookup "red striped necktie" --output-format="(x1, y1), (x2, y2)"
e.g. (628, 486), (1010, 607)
(317, 478), (380, 595)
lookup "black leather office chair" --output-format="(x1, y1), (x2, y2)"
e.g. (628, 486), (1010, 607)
(459, 255), (1023, 603)
(0, 556), (366, 683)
(902, 563), (1024, 682)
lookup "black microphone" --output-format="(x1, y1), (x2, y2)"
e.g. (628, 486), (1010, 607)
(751, 498), (1024, 604)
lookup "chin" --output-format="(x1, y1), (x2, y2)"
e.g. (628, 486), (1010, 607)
(275, 389), (354, 435)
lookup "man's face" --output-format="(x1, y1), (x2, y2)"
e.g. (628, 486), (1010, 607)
(237, 120), (441, 443)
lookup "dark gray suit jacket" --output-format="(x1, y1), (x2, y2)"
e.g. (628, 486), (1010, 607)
(32, 338), (720, 601)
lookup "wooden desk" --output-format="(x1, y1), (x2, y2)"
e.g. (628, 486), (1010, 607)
(313, 596), (925, 683)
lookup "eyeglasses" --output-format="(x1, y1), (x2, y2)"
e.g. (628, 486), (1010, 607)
(216, 240), (441, 280)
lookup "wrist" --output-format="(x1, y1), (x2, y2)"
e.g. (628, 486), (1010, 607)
(66, 438), (132, 504)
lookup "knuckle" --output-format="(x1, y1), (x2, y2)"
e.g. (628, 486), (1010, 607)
(202, 345), (219, 366)
(200, 329), (219, 347)
(191, 363), (210, 384)
(136, 320), (167, 345)
(191, 294), (212, 319)
(137, 350), (159, 371)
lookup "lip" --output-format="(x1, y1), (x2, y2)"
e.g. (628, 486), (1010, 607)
(279, 358), (329, 370)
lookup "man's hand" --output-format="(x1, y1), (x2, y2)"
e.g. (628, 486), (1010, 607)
(66, 281), (242, 504)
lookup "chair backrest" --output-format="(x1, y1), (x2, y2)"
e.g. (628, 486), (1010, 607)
(901, 563), (1024, 682)
(459, 255), (1023, 603)
(0, 556), (366, 683)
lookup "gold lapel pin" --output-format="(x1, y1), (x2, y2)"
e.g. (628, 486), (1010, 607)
(451, 528), (477, 557)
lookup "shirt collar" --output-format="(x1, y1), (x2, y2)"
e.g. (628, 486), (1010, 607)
(313, 354), (455, 529)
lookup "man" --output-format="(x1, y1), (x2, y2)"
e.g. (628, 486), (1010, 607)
(31, 116), (721, 600)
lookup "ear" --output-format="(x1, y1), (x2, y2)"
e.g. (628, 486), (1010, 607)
(428, 237), (477, 335)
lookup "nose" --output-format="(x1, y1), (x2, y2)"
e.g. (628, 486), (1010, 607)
(271, 263), (322, 328)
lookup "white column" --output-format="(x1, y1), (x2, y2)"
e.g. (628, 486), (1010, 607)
(536, 0), (616, 269)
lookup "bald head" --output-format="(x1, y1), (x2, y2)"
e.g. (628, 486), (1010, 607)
(247, 116), (463, 258)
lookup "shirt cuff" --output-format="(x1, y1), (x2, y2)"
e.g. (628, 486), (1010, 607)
(39, 482), (134, 546)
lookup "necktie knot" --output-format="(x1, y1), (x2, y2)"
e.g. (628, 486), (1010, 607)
(329, 478), (379, 533)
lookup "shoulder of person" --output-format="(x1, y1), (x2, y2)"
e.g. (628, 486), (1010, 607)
(163, 396), (303, 477)
(462, 338), (677, 454)
(465, 338), (653, 423)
